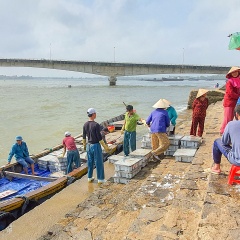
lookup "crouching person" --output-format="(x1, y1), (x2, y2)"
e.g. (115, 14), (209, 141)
(209, 105), (240, 174)
(7, 136), (35, 175)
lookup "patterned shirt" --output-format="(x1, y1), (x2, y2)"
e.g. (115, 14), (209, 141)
(192, 98), (209, 118)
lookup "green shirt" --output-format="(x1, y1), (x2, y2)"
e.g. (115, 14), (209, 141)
(124, 112), (140, 132)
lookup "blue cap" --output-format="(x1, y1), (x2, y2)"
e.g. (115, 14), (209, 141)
(15, 136), (23, 141)
(237, 97), (240, 105)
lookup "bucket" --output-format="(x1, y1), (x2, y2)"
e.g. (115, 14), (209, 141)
(107, 125), (115, 133)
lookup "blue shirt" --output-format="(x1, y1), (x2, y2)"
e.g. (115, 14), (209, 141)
(8, 141), (30, 163)
(222, 120), (240, 164)
(146, 109), (170, 133)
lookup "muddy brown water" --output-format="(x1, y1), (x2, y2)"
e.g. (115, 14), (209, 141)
(0, 162), (116, 240)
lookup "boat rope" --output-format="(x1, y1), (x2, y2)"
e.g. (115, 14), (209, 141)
(0, 211), (16, 231)
(15, 196), (39, 215)
(66, 176), (76, 185)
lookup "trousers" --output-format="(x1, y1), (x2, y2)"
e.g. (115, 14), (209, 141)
(86, 143), (105, 180)
(66, 149), (81, 174)
(151, 132), (170, 155)
(123, 131), (136, 156)
(190, 116), (205, 137)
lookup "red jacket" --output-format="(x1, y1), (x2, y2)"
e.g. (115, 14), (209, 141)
(192, 98), (209, 118)
(223, 81), (240, 107)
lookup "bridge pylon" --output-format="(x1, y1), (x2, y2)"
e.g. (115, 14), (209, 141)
(108, 76), (117, 86)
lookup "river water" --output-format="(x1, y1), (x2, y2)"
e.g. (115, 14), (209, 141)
(0, 77), (225, 165)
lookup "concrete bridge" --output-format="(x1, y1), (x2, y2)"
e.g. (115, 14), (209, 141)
(0, 58), (230, 85)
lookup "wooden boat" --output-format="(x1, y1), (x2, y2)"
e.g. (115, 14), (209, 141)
(0, 114), (125, 230)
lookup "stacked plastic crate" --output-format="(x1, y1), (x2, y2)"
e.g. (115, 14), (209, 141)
(109, 148), (152, 184)
(164, 135), (183, 156)
(141, 134), (151, 149)
(37, 149), (68, 173)
(173, 136), (202, 163)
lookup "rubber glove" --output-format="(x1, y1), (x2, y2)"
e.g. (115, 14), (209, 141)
(99, 140), (110, 153)
(141, 119), (147, 126)
(82, 139), (86, 151)
(121, 127), (124, 135)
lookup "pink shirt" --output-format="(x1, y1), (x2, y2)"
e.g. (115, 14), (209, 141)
(62, 136), (77, 150)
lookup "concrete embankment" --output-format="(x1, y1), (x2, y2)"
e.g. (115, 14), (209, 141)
(2, 101), (240, 240)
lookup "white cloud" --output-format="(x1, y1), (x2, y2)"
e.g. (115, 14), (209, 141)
(0, 0), (239, 76)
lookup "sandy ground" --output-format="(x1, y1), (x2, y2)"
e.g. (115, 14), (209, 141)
(2, 101), (240, 240)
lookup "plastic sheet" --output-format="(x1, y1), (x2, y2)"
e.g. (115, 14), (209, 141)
(0, 165), (52, 201)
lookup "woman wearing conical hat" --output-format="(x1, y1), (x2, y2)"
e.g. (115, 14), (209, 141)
(146, 99), (170, 160)
(190, 89), (209, 137)
(220, 66), (240, 134)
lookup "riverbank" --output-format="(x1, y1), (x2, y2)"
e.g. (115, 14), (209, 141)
(2, 101), (240, 240)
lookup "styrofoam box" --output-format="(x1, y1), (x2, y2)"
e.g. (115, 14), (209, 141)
(164, 150), (176, 156)
(80, 152), (88, 161)
(108, 155), (129, 164)
(49, 150), (63, 156)
(173, 148), (197, 163)
(114, 158), (141, 172)
(142, 134), (151, 142)
(115, 166), (141, 179)
(113, 177), (131, 184)
(168, 145), (179, 151)
(129, 149), (152, 161)
(180, 136), (202, 149)
(38, 155), (57, 164)
(168, 135), (184, 146)
(141, 140), (151, 149)
(57, 157), (67, 163)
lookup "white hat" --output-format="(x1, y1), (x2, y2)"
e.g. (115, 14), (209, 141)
(65, 131), (71, 136)
(152, 99), (169, 109)
(87, 108), (96, 115)
(162, 99), (171, 107)
(196, 89), (208, 98)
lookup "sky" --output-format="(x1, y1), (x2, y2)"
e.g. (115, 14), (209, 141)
(0, 0), (240, 77)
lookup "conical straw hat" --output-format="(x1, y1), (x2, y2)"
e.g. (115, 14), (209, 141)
(196, 89), (208, 98)
(162, 99), (171, 107)
(152, 99), (169, 108)
(226, 66), (240, 78)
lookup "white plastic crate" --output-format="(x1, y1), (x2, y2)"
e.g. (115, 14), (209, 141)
(129, 149), (152, 161)
(180, 136), (202, 149)
(168, 135), (183, 146)
(115, 166), (141, 178)
(114, 158), (141, 172)
(49, 150), (63, 156)
(141, 140), (151, 149)
(173, 148), (197, 163)
(142, 134), (151, 142)
(164, 150), (176, 156)
(167, 145), (179, 151)
(113, 177), (131, 184)
(108, 155), (129, 164)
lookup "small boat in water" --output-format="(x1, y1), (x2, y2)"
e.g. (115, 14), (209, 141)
(0, 114), (125, 230)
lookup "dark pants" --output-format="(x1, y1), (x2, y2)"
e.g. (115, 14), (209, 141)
(212, 138), (231, 164)
(190, 116), (205, 137)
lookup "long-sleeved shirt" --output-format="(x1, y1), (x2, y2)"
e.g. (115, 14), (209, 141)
(83, 121), (102, 144)
(222, 120), (240, 165)
(8, 141), (30, 163)
(223, 80), (240, 107)
(192, 98), (209, 118)
(146, 109), (170, 133)
(166, 106), (178, 126)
